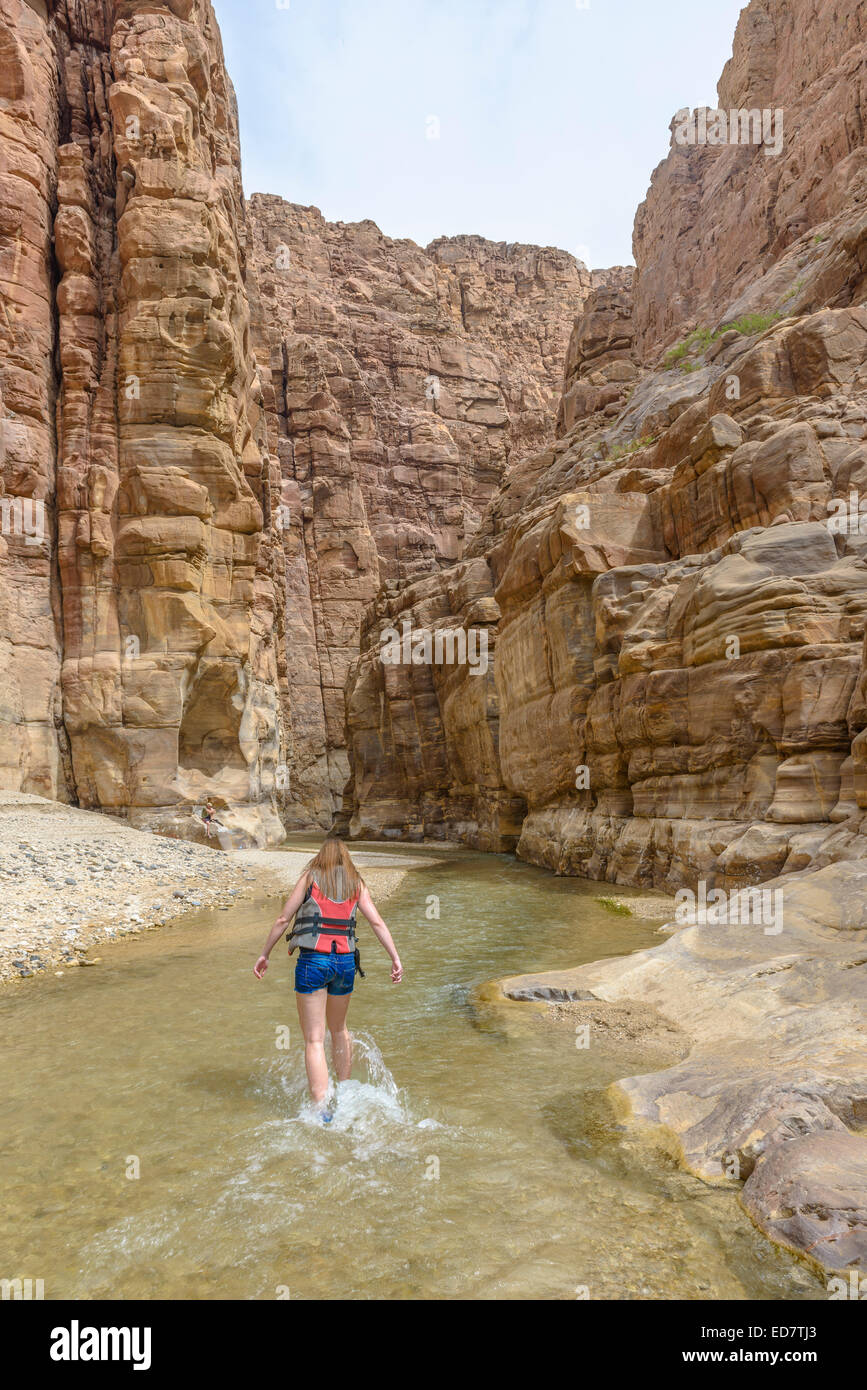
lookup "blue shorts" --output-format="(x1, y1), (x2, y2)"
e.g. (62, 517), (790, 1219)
(294, 948), (356, 996)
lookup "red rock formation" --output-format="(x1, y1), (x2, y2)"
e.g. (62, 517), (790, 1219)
(632, 0), (867, 358)
(0, 0), (284, 844)
(246, 198), (592, 825)
(0, 0), (66, 800)
(3, 0), (865, 876)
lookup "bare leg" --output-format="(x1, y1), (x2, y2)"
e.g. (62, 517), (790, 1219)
(326, 992), (353, 1082)
(295, 989), (330, 1103)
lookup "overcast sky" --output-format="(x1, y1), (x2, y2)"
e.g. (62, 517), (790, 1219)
(214, 0), (746, 269)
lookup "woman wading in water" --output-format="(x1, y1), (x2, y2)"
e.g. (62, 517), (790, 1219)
(253, 838), (403, 1120)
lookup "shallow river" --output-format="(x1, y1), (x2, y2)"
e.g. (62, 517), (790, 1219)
(0, 841), (822, 1300)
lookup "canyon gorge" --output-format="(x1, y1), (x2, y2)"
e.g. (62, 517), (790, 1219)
(1, 0), (866, 1276)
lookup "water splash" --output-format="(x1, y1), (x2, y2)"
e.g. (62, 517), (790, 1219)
(291, 1032), (409, 1136)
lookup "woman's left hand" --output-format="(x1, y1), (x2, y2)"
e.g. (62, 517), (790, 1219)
(253, 955), (269, 980)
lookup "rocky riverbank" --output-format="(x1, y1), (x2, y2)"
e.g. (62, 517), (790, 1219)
(490, 857), (867, 1279)
(0, 794), (409, 986)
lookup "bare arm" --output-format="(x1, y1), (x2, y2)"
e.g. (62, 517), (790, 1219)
(357, 885), (403, 983)
(253, 874), (309, 978)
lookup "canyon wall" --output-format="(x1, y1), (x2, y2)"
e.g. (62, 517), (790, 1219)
(0, 1), (591, 838)
(633, 0), (867, 357)
(0, 0), (282, 844)
(343, 0), (867, 893)
(0, 0), (65, 801)
(3, 0), (865, 870)
(245, 198), (594, 825)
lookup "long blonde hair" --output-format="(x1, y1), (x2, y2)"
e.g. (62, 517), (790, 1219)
(306, 837), (364, 902)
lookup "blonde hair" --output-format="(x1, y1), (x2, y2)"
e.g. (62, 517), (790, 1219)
(306, 837), (364, 902)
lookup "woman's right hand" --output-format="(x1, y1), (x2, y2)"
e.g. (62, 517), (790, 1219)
(253, 955), (269, 980)
(390, 956), (403, 984)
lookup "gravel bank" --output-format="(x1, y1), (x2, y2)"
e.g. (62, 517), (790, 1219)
(0, 795), (410, 986)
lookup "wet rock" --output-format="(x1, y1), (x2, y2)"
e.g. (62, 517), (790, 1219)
(505, 983), (598, 1003)
(741, 1132), (867, 1271)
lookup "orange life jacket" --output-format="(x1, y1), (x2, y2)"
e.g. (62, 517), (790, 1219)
(287, 880), (359, 955)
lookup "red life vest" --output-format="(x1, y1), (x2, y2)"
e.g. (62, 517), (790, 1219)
(287, 880), (359, 955)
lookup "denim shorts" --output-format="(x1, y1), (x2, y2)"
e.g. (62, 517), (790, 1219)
(294, 948), (356, 996)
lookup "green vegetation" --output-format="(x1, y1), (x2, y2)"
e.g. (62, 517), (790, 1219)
(595, 896), (633, 916)
(721, 313), (781, 335)
(662, 325), (714, 368)
(662, 313), (783, 371)
(608, 434), (657, 461)
(781, 277), (806, 303)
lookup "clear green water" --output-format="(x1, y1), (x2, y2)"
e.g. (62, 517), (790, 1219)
(0, 841), (821, 1300)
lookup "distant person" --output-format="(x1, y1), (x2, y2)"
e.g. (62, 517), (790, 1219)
(201, 800), (217, 838)
(253, 837), (403, 1121)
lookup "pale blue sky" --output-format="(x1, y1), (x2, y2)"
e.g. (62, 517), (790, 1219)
(214, 0), (746, 268)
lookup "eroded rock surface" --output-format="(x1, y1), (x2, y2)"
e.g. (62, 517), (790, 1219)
(0, 0), (287, 844)
(245, 198), (593, 824)
(491, 859), (867, 1273)
(632, 0), (867, 357)
(0, 3), (596, 838)
(344, 2), (867, 893)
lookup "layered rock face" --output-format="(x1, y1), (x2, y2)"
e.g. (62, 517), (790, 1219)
(0, 3), (592, 840)
(245, 198), (593, 825)
(345, 0), (867, 893)
(632, 0), (867, 356)
(508, 306), (867, 890)
(3, 0), (866, 882)
(0, 0), (284, 843)
(343, 555), (518, 848)
(0, 0), (66, 801)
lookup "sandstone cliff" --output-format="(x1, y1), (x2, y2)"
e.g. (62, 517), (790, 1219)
(344, 0), (867, 896)
(633, 0), (867, 357)
(0, 4), (591, 838)
(0, 0), (286, 844)
(245, 197), (594, 825)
